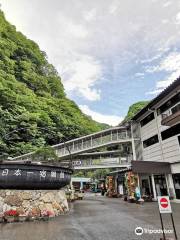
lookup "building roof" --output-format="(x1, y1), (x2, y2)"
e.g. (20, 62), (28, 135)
(71, 177), (91, 182)
(132, 77), (180, 121)
(108, 167), (131, 175)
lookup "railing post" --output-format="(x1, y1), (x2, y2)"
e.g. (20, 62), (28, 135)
(91, 136), (93, 147)
(126, 130), (128, 139)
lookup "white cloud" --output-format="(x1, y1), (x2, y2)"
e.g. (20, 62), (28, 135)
(83, 8), (97, 22)
(66, 22), (88, 38)
(163, 1), (172, 8)
(147, 52), (180, 95)
(1, 0), (180, 122)
(135, 72), (144, 77)
(62, 55), (102, 101)
(109, 4), (118, 15)
(175, 12), (180, 24)
(79, 105), (123, 126)
(162, 19), (169, 24)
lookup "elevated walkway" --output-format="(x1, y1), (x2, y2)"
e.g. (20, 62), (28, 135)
(74, 164), (131, 170)
(12, 127), (133, 161)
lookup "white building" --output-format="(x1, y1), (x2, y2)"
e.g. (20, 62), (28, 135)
(131, 77), (180, 200)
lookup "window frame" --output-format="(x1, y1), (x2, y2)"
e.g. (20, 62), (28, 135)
(143, 134), (159, 148)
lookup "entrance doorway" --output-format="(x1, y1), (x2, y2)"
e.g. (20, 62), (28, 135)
(173, 173), (180, 199)
(154, 174), (168, 196)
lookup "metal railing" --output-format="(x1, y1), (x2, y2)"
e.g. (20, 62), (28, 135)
(54, 127), (132, 158)
(11, 127), (133, 162)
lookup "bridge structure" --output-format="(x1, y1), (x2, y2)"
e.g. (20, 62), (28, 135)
(11, 126), (138, 170)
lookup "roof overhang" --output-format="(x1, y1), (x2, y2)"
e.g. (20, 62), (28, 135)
(132, 160), (171, 174)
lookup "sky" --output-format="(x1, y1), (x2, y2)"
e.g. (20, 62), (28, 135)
(1, 0), (180, 126)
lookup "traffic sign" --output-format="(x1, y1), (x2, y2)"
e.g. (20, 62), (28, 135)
(158, 196), (172, 214)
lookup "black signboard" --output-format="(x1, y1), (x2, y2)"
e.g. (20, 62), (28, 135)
(0, 163), (73, 190)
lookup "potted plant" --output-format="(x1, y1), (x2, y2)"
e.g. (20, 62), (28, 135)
(17, 209), (28, 222)
(41, 210), (53, 221)
(27, 208), (40, 221)
(4, 209), (19, 223)
(19, 212), (28, 222)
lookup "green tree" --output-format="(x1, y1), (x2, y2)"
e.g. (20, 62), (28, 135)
(32, 146), (58, 162)
(0, 10), (107, 157)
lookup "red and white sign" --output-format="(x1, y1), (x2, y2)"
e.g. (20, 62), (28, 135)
(158, 196), (172, 213)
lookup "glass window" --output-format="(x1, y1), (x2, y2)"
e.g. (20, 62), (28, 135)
(161, 123), (180, 140)
(171, 103), (180, 114)
(143, 135), (159, 148)
(140, 112), (155, 127)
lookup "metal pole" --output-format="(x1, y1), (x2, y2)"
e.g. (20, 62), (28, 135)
(159, 211), (166, 240)
(170, 213), (178, 240)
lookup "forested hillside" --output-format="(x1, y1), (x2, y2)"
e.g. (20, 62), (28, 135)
(124, 101), (149, 121)
(0, 11), (104, 157)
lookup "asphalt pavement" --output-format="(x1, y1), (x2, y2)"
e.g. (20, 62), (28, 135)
(0, 193), (180, 240)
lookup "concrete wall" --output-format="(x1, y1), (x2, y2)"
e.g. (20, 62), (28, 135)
(171, 163), (180, 174)
(139, 103), (180, 163)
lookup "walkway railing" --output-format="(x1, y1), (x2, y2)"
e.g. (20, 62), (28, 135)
(11, 127), (132, 162)
(54, 127), (132, 158)
(72, 155), (132, 168)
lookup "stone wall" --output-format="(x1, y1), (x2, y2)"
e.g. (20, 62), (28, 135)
(0, 189), (69, 217)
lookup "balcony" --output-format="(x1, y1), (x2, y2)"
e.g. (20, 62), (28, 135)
(161, 111), (180, 126)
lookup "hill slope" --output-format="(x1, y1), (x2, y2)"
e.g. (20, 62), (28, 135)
(0, 11), (104, 157)
(124, 101), (149, 121)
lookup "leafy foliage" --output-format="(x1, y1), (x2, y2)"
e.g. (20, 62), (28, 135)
(73, 169), (111, 179)
(0, 11), (105, 157)
(124, 101), (149, 121)
(32, 146), (58, 162)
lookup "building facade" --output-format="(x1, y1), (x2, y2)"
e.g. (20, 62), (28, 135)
(131, 77), (180, 200)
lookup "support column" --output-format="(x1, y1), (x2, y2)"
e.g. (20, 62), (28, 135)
(151, 174), (157, 200)
(91, 136), (93, 147)
(132, 140), (136, 161)
(80, 181), (83, 190)
(131, 123), (136, 160)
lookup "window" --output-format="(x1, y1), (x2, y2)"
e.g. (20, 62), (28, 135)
(140, 112), (155, 127)
(157, 93), (180, 115)
(171, 103), (180, 114)
(143, 135), (159, 148)
(161, 123), (180, 140)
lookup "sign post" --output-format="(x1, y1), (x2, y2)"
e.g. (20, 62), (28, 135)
(158, 196), (177, 240)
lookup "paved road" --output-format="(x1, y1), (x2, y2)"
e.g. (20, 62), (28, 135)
(0, 194), (180, 240)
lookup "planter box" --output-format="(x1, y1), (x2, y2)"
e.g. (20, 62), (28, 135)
(28, 216), (39, 221)
(18, 216), (27, 222)
(0, 217), (4, 223)
(41, 216), (49, 221)
(4, 216), (17, 223)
